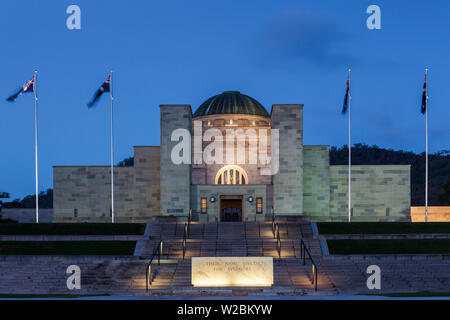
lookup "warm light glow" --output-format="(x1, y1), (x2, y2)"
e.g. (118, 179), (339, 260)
(192, 257), (273, 287)
(215, 165), (248, 185)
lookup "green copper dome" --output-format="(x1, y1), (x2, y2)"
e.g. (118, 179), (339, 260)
(193, 91), (269, 118)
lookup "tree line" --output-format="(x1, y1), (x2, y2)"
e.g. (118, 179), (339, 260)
(0, 189), (53, 210)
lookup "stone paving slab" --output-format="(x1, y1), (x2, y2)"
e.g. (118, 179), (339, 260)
(325, 234), (450, 239)
(0, 235), (145, 241)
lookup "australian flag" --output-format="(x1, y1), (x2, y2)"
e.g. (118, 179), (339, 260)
(87, 75), (110, 108)
(421, 72), (427, 114)
(6, 76), (35, 102)
(342, 78), (350, 114)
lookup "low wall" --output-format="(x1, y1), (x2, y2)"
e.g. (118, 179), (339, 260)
(411, 206), (450, 222)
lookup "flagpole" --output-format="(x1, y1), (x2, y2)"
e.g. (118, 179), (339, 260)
(110, 69), (115, 223)
(348, 68), (352, 223)
(33, 70), (39, 223)
(425, 68), (429, 223)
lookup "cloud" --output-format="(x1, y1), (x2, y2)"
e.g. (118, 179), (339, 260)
(250, 10), (356, 69)
(361, 107), (419, 150)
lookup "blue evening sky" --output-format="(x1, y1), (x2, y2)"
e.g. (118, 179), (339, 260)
(0, 0), (449, 199)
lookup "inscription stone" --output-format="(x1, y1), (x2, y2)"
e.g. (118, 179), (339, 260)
(191, 257), (273, 287)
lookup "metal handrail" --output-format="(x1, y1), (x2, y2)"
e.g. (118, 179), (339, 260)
(300, 239), (318, 291)
(272, 220), (276, 238)
(271, 221), (281, 258)
(186, 209), (192, 236)
(271, 206), (276, 239)
(275, 223), (281, 258)
(271, 206), (274, 223)
(244, 222), (249, 256)
(182, 222), (188, 259)
(146, 239), (163, 292)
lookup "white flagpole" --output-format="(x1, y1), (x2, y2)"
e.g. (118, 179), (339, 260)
(348, 68), (352, 223)
(425, 68), (429, 223)
(110, 70), (115, 223)
(33, 70), (39, 223)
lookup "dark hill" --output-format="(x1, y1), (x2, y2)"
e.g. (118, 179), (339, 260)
(330, 143), (450, 206)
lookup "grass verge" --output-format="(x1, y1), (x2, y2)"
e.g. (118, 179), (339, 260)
(0, 294), (109, 298)
(317, 222), (450, 235)
(0, 241), (136, 255)
(0, 223), (146, 235)
(327, 239), (450, 254)
(365, 292), (450, 297)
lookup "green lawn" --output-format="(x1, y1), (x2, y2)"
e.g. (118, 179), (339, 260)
(0, 223), (146, 235)
(317, 222), (450, 235)
(0, 294), (109, 299)
(327, 239), (450, 254)
(371, 292), (450, 298)
(0, 241), (136, 255)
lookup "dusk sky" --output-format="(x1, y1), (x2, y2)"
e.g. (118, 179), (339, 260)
(1, 0), (449, 199)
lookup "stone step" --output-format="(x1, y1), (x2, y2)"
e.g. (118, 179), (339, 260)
(2, 254), (448, 295)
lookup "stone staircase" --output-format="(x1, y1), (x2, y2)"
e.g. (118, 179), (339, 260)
(0, 221), (329, 296)
(141, 221), (319, 258)
(141, 221), (450, 295)
(0, 256), (149, 295)
(319, 254), (450, 294)
(139, 221), (330, 294)
(3, 221), (448, 296)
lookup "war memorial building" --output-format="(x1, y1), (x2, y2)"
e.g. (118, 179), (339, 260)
(53, 91), (411, 223)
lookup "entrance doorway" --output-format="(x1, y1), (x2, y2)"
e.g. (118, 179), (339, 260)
(220, 197), (243, 222)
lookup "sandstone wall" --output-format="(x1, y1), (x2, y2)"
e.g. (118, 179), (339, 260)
(303, 145), (330, 221)
(190, 184), (267, 222)
(329, 165), (411, 221)
(160, 105), (192, 217)
(133, 146), (160, 220)
(53, 147), (161, 223)
(411, 206), (450, 222)
(191, 114), (272, 185)
(271, 104), (303, 215)
(53, 166), (134, 222)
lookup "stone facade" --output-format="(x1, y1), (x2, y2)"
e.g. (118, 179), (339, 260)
(160, 105), (192, 217)
(53, 92), (412, 222)
(301, 148), (411, 222)
(53, 146), (160, 223)
(271, 104), (303, 215)
(190, 184), (269, 222)
(53, 166), (134, 222)
(133, 146), (160, 219)
(329, 165), (411, 222)
(191, 114), (272, 185)
(303, 146), (330, 220)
